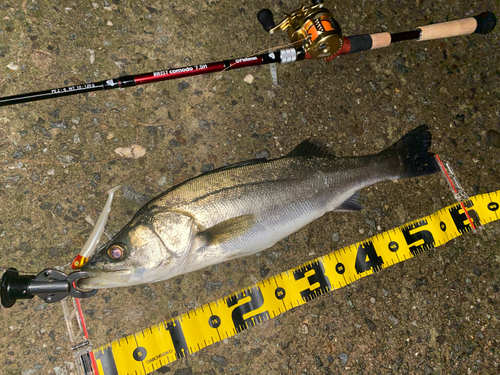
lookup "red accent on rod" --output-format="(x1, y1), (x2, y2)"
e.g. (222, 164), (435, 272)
(326, 37), (351, 62)
(134, 62), (226, 85)
(134, 57), (264, 85)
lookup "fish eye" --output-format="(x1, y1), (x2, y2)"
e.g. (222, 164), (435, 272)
(107, 244), (126, 260)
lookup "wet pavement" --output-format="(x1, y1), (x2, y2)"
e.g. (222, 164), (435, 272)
(0, 0), (499, 374)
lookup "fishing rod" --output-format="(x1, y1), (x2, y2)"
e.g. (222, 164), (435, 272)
(0, 0), (496, 107)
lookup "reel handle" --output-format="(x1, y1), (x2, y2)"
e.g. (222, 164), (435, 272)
(257, 9), (276, 32)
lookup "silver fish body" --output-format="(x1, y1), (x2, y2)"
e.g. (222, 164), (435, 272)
(80, 125), (438, 289)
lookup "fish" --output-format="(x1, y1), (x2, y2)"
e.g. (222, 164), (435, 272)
(79, 125), (438, 289)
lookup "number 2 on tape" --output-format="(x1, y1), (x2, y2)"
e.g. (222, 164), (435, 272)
(227, 287), (270, 333)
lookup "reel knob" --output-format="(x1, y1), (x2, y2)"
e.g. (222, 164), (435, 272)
(257, 9), (276, 32)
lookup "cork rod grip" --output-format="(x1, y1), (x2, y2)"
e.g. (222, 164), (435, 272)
(418, 18), (477, 41)
(418, 11), (496, 41)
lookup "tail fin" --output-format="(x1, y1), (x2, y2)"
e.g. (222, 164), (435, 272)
(379, 125), (439, 178)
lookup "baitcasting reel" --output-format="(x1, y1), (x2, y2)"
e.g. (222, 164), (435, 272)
(258, 0), (343, 60)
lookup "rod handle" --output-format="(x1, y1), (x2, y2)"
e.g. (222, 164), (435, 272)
(418, 11), (496, 41)
(257, 9), (276, 32)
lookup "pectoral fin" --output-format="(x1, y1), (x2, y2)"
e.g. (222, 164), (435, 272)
(199, 214), (256, 246)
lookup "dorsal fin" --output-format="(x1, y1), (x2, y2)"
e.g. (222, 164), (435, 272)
(201, 158), (268, 176)
(286, 139), (336, 158)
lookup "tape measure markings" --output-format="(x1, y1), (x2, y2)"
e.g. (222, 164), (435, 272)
(93, 190), (500, 374)
(132, 334), (146, 374)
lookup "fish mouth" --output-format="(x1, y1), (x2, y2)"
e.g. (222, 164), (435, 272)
(77, 268), (133, 289)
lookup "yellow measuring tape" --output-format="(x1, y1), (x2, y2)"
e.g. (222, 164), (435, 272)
(92, 190), (500, 375)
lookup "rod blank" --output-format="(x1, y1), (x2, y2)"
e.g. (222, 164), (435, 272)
(0, 49), (302, 108)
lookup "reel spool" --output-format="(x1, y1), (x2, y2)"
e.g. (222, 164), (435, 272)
(257, 0), (343, 60)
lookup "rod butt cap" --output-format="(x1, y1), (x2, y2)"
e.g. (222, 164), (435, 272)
(474, 11), (497, 34)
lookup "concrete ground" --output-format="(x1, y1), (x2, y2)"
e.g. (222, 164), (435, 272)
(0, 0), (499, 374)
